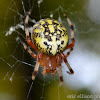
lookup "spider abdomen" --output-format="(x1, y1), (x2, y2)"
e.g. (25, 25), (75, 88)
(32, 19), (68, 56)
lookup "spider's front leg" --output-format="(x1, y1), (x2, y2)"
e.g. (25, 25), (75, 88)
(25, 11), (38, 51)
(63, 13), (75, 57)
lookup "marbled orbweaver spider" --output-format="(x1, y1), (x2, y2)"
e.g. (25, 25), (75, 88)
(22, 11), (75, 86)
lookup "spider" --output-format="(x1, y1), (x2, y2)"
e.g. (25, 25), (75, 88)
(22, 11), (75, 86)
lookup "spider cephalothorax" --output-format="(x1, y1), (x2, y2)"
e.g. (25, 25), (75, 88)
(23, 11), (75, 86)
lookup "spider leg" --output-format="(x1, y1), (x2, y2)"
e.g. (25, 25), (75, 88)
(64, 57), (74, 74)
(61, 53), (74, 74)
(51, 69), (57, 75)
(25, 11), (38, 51)
(42, 66), (47, 76)
(66, 48), (73, 58)
(32, 61), (40, 80)
(22, 42), (37, 58)
(63, 13), (75, 57)
(22, 42), (39, 80)
(58, 66), (63, 86)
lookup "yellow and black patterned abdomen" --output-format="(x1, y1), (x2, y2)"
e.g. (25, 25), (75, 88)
(32, 19), (68, 56)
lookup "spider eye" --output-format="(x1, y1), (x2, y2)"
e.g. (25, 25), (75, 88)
(61, 41), (64, 44)
(44, 41), (47, 45)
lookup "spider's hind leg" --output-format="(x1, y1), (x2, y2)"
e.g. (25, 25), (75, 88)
(25, 11), (37, 51)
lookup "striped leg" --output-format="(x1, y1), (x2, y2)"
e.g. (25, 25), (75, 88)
(51, 69), (57, 75)
(22, 42), (39, 80)
(58, 66), (63, 86)
(32, 61), (40, 80)
(66, 48), (73, 57)
(61, 53), (74, 74)
(42, 66), (47, 76)
(64, 57), (74, 74)
(25, 11), (37, 51)
(63, 13), (75, 57)
(22, 42), (37, 58)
